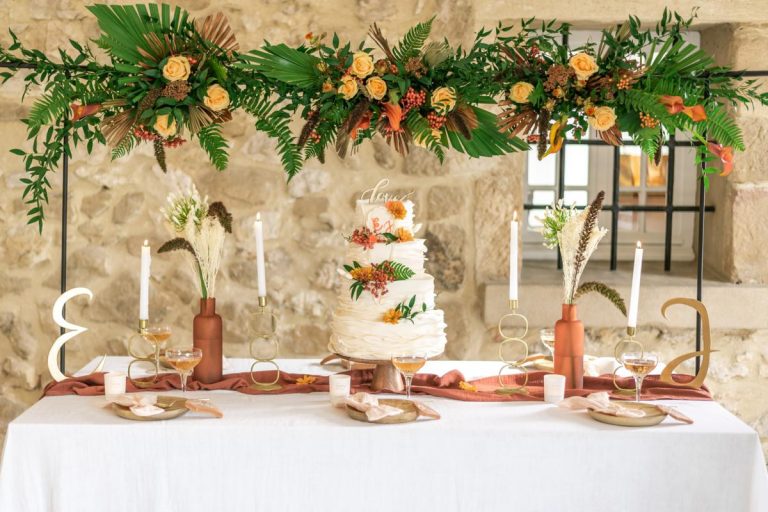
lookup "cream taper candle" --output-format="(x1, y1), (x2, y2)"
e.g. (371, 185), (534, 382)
(627, 241), (643, 328)
(139, 240), (151, 321)
(254, 213), (266, 298)
(509, 211), (519, 301)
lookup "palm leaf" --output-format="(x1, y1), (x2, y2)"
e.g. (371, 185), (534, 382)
(242, 44), (320, 88)
(194, 12), (239, 58)
(446, 107), (528, 157)
(101, 109), (138, 147)
(368, 23), (396, 62)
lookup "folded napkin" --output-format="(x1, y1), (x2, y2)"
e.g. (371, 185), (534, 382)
(345, 392), (403, 421)
(111, 394), (164, 417)
(558, 392), (693, 424)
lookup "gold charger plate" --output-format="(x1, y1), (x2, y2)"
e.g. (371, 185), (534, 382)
(111, 395), (189, 422)
(588, 402), (667, 427)
(346, 399), (419, 424)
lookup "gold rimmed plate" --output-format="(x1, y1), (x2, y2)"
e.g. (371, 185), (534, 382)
(111, 395), (189, 422)
(346, 399), (419, 424)
(588, 402), (667, 427)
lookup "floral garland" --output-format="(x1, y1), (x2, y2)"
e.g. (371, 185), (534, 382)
(0, 5), (766, 231)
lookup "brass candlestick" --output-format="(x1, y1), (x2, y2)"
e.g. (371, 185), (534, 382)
(495, 299), (530, 395)
(612, 326), (644, 394)
(127, 319), (161, 388)
(249, 297), (282, 391)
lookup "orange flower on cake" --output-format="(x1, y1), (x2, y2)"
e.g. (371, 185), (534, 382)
(587, 106), (617, 132)
(203, 84), (230, 111)
(365, 76), (388, 100)
(510, 81), (534, 103)
(350, 52), (374, 78)
(338, 75), (358, 100)
(386, 200), (407, 220)
(382, 308), (403, 324)
(154, 114), (177, 138)
(568, 52), (599, 81)
(396, 227), (414, 242)
(162, 55), (191, 82)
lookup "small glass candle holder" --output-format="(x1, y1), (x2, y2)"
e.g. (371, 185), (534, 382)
(104, 371), (127, 400)
(543, 374), (566, 404)
(329, 374), (351, 407)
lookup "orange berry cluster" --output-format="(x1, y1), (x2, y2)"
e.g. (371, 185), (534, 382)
(163, 137), (186, 148)
(308, 130), (321, 143)
(639, 112), (659, 128)
(401, 87), (426, 115)
(617, 72), (633, 90)
(427, 112), (447, 130)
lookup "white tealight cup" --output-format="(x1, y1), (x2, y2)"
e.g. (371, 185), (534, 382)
(543, 374), (566, 404)
(104, 372), (127, 400)
(329, 374), (351, 407)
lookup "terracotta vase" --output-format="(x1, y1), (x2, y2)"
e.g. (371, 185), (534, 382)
(193, 298), (222, 384)
(554, 303), (584, 390)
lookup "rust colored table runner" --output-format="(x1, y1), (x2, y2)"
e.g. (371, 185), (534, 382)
(43, 369), (711, 402)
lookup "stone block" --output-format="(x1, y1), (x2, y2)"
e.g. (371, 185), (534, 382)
(427, 185), (465, 220)
(425, 224), (465, 291)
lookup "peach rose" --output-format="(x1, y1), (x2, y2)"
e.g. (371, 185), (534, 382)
(510, 81), (534, 103)
(587, 106), (617, 131)
(365, 76), (387, 100)
(162, 55), (191, 82)
(350, 51), (374, 78)
(431, 86), (457, 115)
(569, 52), (599, 81)
(203, 84), (230, 112)
(154, 114), (177, 138)
(338, 75), (358, 100)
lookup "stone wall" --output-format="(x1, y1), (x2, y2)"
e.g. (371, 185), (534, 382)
(0, 0), (767, 459)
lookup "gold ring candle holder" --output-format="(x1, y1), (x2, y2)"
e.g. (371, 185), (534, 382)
(495, 300), (530, 395)
(127, 319), (161, 389)
(249, 297), (282, 391)
(612, 326), (645, 395)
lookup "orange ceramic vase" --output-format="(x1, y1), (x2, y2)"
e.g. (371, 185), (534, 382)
(193, 298), (223, 384)
(554, 304), (584, 390)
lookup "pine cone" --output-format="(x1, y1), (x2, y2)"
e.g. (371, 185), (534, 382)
(162, 81), (191, 101)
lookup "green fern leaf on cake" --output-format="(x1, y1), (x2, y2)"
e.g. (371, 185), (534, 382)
(381, 261), (415, 281)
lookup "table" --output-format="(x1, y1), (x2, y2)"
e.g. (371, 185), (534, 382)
(1, 357), (766, 512)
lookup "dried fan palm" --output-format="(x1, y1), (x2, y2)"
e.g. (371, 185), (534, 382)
(498, 104), (538, 137)
(598, 125), (623, 146)
(195, 12), (239, 57)
(377, 120), (410, 156)
(101, 109), (137, 147)
(445, 104), (478, 139)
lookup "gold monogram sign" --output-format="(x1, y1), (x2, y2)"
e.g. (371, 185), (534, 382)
(658, 298), (717, 389)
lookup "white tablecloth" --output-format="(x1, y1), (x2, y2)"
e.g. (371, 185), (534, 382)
(1, 357), (766, 512)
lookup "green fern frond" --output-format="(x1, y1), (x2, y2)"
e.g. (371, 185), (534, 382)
(111, 134), (138, 160)
(382, 260), (415, 281)
(405, 110), (444, 162)
(27, 87), (71, 130)
(393, 17), (434, 61)
(701, 105), (745, 151)
(574, 281), (627, 316)
(197, 123), (229, 171)
(619, 89), (669, 119)
(255, 110), (303, 178)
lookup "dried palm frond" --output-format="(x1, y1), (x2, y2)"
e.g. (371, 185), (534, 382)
(497, 104), (538, 137)
(377, 120), (409, 156)
(195, 12), (239, 57)
(138, 32), (171, 67)
(101, 109), (137, 147)
(575, 281), (627, 316)
(368, 23), (396, 62)
(336, 98), (370, 158)
(598, 125), (623, 146)
(297, 109), (320, 149)
(207, 201), (233, 233)
(445, 104), (478, 139)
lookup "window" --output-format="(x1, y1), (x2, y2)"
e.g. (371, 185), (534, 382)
(523, 30), (700, 264)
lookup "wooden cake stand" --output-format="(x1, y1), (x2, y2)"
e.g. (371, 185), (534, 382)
(334, 353), (443, 393)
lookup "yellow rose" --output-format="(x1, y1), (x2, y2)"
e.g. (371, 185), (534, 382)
(431, 86), (457, 115)
(587, 106), (617, 131)
(154, 114), (177, 138)
(350, 51), (374, 78)
(338, 75), (358, 100)
(203, 84), (230, 112)
(510, 81), (535, 103)
(162, 55), (191, 82)
(569, 52), (599, 81)
(365, 76), (387, 100)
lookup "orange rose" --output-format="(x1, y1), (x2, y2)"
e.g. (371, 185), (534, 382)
(365, 76), (387, 100)
(162, 55), (191, 82)
(203, 84), (230, 111)
(350, 51), (374, 78)
(510, 82), (534, 103)
(587, 106), (616, 131)
(153, 114), (177, 138)
(569, 52), (599, 81)
(338, 75), (358, 100)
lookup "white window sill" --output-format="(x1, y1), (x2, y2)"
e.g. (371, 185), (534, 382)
(484, 260), (768, 330)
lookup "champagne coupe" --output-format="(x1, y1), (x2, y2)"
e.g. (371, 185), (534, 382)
(142, 326), (172, 346)
(540, 328), (555, 358)
(165, 347), (203, 393)
(391, 354), (426, 399)
(621, 351), (659, 402)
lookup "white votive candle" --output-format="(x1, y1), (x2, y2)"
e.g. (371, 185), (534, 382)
(104, 372), (127, 400)
(544, 374), (566, 404)
(329, 374), (352, 407)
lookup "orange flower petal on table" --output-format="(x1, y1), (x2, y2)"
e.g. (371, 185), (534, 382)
(296, 375), (317, 385)
(71, 103), (102, 121)
(708, 142), (735, 176)
(382, 102), (402, 132)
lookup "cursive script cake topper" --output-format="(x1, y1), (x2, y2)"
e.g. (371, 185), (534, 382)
(48, 288), (105, 381)
(360, 178), (414, 204)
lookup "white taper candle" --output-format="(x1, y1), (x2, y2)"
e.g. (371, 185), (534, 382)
(509, 211), (519, 301)
(627, 241), (644, 328)
(139, 240), (151, 321)
(254, 213), (267, 298)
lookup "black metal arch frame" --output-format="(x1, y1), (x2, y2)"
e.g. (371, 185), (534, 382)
(1, 57), (766, 376)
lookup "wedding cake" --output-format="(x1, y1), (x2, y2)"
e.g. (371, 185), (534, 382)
(329, 179), (447, 360)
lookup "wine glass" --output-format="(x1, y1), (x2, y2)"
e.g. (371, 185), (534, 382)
(540, 328), (555, 358)
(391, 354), (426, 399)
(165, 347), (203, 393)
(621, 351), (659, 402)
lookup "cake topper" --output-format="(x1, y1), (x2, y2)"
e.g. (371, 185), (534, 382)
(360, 178), (413, 204)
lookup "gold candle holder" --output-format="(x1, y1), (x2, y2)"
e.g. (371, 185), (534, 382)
(249, 297), (282, 391)
(612, 326), (645, 395)
(127, 319), (161, 388)
(495, 299), (530, 395)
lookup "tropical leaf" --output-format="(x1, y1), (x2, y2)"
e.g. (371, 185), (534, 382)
(194, 12), (239, 58)
(197, 123), (229, 171)
(393, 17), (434, 61)
(242, 44), (320, 88)
(446, 107), (528, 157)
